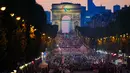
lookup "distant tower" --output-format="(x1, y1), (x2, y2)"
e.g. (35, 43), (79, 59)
(88, 0), (96, 12)
(81, 6), (86, 26)
(113, 4), (120, 13)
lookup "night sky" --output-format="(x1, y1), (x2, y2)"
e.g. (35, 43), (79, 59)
(36, 0), (130, 11)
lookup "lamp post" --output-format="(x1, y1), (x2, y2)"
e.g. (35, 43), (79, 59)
(16, 17), (21, 21)
(10, 13), (15, 17)
(0, 7), (6, 11)
(13, 70), (17, 73)
(48, 37), (50, 39)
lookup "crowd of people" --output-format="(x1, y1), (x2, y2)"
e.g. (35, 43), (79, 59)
(55, 32), (82, 48)
(47, 53), (107, 71)
(55, 32), (88, 54)
(13, 31), (129, 73)
(47, 54), (130, 73)
(95, 62), (130, 73)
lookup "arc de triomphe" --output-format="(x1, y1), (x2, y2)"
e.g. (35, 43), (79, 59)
(51, 3), (81, 33)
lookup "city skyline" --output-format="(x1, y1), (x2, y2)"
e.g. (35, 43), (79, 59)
(36, 0), (130, 12)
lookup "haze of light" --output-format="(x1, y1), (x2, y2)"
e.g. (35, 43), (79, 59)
(36, 0), (130, 11)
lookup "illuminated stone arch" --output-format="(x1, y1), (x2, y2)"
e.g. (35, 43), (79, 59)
(51, 3), (81, 33)
(62, 15), (71, 20)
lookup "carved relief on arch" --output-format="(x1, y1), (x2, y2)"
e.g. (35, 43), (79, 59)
(52, 14), (60, 20)
(72, 14), (80, 19)
(54, 21), (58, 25)
(74, 20), (79, 26)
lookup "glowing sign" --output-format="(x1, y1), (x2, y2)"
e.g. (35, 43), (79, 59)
(86, 16), (91, 18)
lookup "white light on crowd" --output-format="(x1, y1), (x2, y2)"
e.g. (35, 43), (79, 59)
(57, 44), (59, 47)
(129, 56), (130, 58)
(113, 53), (117, 56)
(43, 55), (46, 58)
(35, 57), (40, 61)
(28, 62), (31, 65)
(41, 52), (44, 55)
(118, 54), (123, 57)
(96, 50), (108, 54)
(1, 7), (6, 11)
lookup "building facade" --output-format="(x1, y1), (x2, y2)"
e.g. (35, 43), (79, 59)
(113, 4), (120, 13)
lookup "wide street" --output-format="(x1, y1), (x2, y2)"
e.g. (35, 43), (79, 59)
(73, 71), (96, 73)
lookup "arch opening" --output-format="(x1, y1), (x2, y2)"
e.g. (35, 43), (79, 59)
(61, 15), (71, 33)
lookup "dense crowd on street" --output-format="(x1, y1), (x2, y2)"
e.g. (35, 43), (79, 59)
(55, 33), (82, 48)
(6, 55), (129, 73)
(47, 53), (130, 73)
(55, 32), (88, 53)
(5, 32), (130, 73)
(47, 53), (107, 70)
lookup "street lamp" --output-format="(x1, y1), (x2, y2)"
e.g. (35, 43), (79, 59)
(42, 33), (45, 36)
(25, 64), (28, 67)
(13, 70), (17, 73)
(0, 7), (6, 11)
(10, 13), (15, 17)
(22, 19), (24, 22)
(48, 37), (50, 39)
(16, 17), (21, 21)
(58, 47), (61, 51)
(31, 26), (34, 29)
(34, 29), (37, 31)
(19, 66), (24, 70)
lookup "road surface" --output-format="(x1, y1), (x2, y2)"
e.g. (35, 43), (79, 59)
(73, 71), (96, 73)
